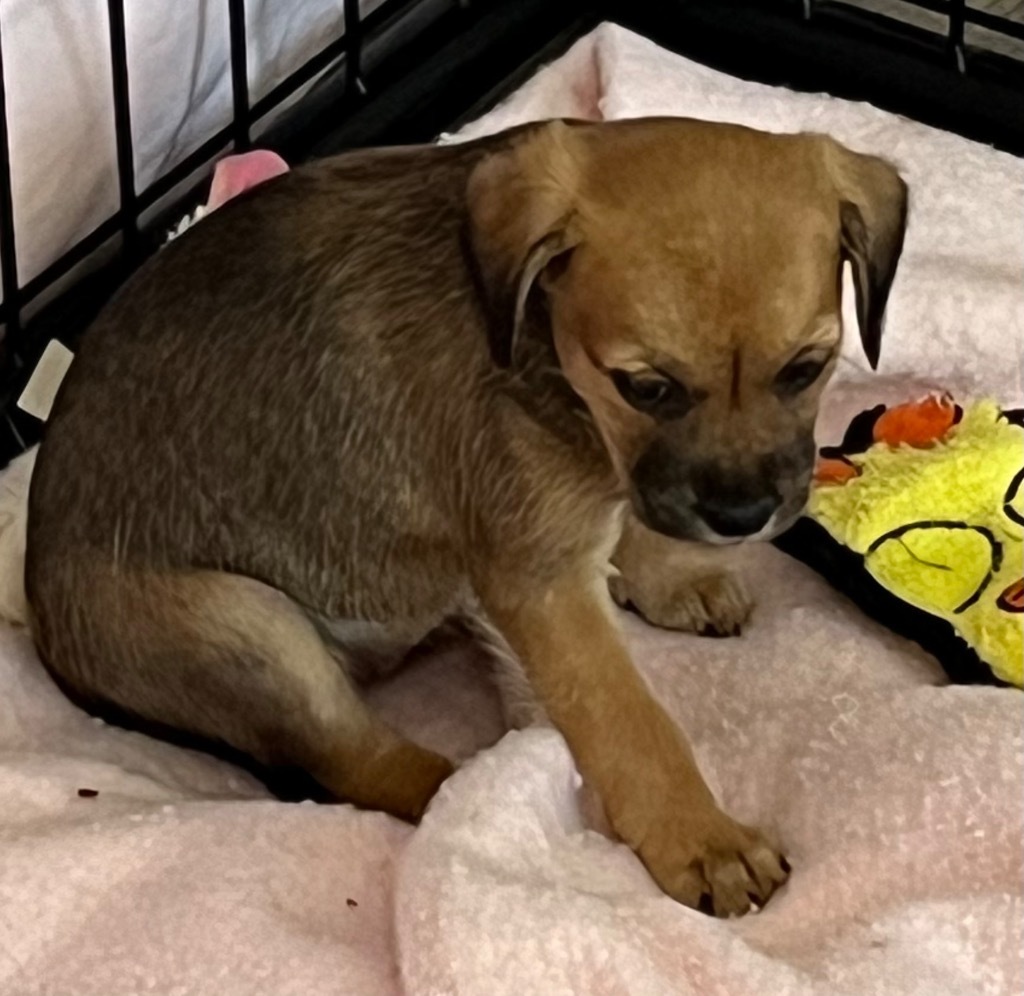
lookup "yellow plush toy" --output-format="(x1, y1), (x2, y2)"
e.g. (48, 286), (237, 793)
(776, 395), (1023, 688)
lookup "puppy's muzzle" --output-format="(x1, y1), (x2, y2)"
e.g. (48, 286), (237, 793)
(633, 475), (782, 543)
(693, 492), (781, 538)
(631, 439), (814, 544)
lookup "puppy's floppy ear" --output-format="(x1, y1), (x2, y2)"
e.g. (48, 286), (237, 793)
(466, 122), (583, 368)
(823, 139), (908, 370)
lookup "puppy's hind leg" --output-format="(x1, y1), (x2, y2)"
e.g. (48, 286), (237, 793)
(31, 567), (453, 821)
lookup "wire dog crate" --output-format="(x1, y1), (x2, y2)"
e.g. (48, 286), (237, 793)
(0, 0), (1021, 467)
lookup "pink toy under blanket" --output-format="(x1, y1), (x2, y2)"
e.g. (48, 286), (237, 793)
(0, 23), (1021, 996)
(206, 150), (290, 210)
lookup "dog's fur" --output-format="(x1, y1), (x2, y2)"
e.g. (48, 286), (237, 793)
(25, 118), (906, 916)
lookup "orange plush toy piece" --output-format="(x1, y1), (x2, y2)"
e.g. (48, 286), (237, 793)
(813, 457), (859, 486)
(872, 393), (960, 448)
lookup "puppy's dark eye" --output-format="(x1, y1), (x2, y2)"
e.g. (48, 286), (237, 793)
(775, 357), (828, 396)
(611, 369), (691, 418)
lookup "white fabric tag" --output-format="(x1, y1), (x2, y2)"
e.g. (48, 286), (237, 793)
(17, 339), (75, 422)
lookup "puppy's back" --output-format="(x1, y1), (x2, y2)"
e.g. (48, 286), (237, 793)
(26, 141), (492, 610)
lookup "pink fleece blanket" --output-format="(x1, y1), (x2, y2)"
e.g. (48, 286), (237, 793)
(1, 24), (1021, 996)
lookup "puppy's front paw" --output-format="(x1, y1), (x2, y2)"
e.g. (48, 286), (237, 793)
(639, 809), (789, 917)
(609, 570), (753, 637)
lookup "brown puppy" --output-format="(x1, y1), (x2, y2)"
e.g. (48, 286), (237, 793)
(25, 118), (906, 917)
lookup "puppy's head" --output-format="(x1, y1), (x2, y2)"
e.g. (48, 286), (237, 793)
(468, 118), (907, 543)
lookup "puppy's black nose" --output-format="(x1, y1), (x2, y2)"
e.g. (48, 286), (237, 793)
(695, 495), (780, 538)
